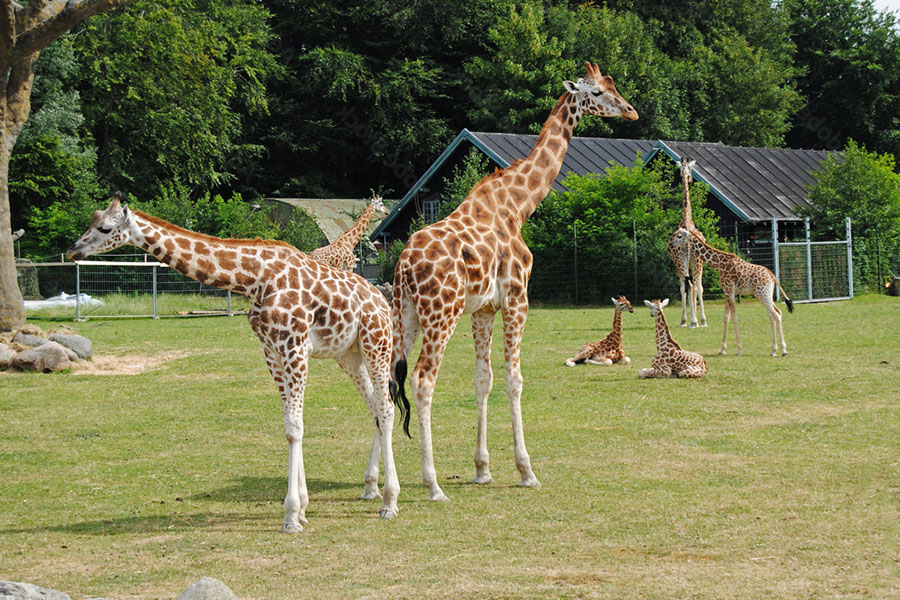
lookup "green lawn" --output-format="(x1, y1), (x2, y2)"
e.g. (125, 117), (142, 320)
(2, 295), (899, 599)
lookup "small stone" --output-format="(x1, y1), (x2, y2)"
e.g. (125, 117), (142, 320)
(12, 342), (71, 373)
(49, 334), (92, 360)
(177, 578), (238, 600)
(0, 343), (14, 367)
(0, 580), (72, 600)
(12, 332), (47, 348)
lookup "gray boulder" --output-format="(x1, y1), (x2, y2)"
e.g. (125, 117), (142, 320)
(12, 342), (71, 373)
(12, 332), (46, 348)
(0, 343), (14, 367)
(0, 581), (71, 600)
(177, 578), (238, 600)
(49, 334), (92, 360)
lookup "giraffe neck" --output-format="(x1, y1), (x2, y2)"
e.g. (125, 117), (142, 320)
(690, 235), (734, 271)
(654, 310), (680, 352)
(130, 209), (268, 297)
(608, 308), (623, 345)
(511, 93), (582, 223)
(334, 201), (376, 249)
(681, 176), (693, 227)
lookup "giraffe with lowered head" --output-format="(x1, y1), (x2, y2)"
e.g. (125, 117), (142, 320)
(310, 194), (388, 271)
(67, 193), (408, 533)
(670, 227), (794, 356)
(667, 158), (707, 328)
(390, 63), (638, 501)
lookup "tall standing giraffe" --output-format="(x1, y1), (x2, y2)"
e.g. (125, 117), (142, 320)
(670, 227), (794, 356)
(667, 158), (708, 328)
(310, 194), (388, 271)
(390, 63), (638, 501)
(67, 194), (408, 533)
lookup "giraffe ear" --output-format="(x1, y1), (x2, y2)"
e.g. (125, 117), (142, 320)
(644, 300), (653, 308)
(563, 80), (580, 94)
(611, 297), (617, 305)
(661, 298), (670, 308)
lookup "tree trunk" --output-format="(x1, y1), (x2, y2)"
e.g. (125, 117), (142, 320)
(0, 0), (135, 331)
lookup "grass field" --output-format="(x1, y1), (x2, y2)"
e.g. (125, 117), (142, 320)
(2, 295), (899, 599)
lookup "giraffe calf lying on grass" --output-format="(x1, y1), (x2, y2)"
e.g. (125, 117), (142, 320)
(565, 296), (634, 366)
(637, 298), (708, 379)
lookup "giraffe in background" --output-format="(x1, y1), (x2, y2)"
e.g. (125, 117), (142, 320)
(390, 63), (638, 501)
(670, 227), (793, 356)
(310, 194), (388, 271)
(564, 296), (634, 366)
(667, 158), (707, 328)
(67, 194), (407, 533)
(638, 298), (708, 379)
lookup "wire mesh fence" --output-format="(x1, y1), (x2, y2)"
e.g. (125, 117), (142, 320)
(16, 219), (853, 319)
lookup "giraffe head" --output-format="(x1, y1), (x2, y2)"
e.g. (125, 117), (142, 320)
(66, 192), (133, 260)
(563, 62), (638, 121)
(670, 227), (694, 249)
(612, 296), (634, 313)
(676, 157), (696, 186)
(371, 194), (388, 216)
(644, 298), (670, 316)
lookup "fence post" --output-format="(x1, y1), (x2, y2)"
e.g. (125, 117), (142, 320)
(772, 219), (780, 302)
(227, 290), (233, 316)
(573, 221), (579, 305)
(846, 217), (854, 298)
(804, 218), (813, 301)
(152, 264), (159, 319)
(632, 219), (638, 300)
(75, 263), (81, 321)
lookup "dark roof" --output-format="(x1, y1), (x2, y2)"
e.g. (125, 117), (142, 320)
(471, 132), (652, 191)
(649, 141), (833, 222)
(371, 129), (834, 239)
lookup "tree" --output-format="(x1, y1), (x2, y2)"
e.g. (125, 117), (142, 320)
(798, 140), (900, 288)
(786, 0), (900, 156)
(1, 0), (133, 331)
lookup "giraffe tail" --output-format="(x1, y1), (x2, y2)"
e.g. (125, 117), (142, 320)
(775, 280), (794, 313)
(389, 357), (411, 438)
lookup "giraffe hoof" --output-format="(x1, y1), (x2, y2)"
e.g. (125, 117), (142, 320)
(518, 475), (541, 489)
(280, 522), (303, 534)
(379, 506), (399, 520)
(361, 489), (383, 501)
(429, 490), (450, 502)
(473, 474), (494, 485)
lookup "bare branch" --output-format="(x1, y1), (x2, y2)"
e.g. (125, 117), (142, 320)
(9, 0), (133, 63)
(11, 228), (23, 242)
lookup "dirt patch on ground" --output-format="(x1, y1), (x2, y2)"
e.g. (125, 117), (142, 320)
(69, 350), (193, 375)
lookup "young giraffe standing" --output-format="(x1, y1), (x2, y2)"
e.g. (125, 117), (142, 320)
(564, 296), (634, 366)
(667, 158), (708, 328)
(391, 63), (638, 501)
(310, 194), (388, 271)
(637, 298), (708, 379)
(67, 194), (408, 533)
(671, 228), (794, 356)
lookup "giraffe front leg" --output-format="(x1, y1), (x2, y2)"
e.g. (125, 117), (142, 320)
(720, 296), (733, 355)
(502, 299), (540, 489)
(695, 264), (708, 327)
(472, 309), (494, 485)
(279, 345), (310, 534)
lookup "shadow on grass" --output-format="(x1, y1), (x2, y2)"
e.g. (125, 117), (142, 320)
(0, 476), (364, 536)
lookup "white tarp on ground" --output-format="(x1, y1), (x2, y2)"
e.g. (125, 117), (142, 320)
(24, 292), (104, 310)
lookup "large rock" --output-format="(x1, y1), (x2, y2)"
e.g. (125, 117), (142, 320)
(12, 332), (47, 348)
(176, 578), (238, 600)
(11, 342), (71, 373)
(0, 581), (71, 600)
(0, 343), (14, 368)
(49, 334), (92, 360)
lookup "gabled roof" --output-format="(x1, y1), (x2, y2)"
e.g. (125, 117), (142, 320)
(266, 198), (386, 243)
(371, 130), (833, 239)
(646, 141), (833, 222)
